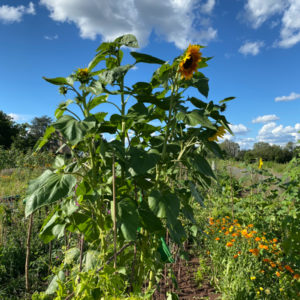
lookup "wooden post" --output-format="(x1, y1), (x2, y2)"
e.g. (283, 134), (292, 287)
(112, 155), (117, 269)
(25, 213), (33, 293)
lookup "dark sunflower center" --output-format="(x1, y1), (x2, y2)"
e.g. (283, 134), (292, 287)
(183, 56), (193, 69)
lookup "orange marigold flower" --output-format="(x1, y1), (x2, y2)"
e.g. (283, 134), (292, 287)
(263, 258), (270, 263)
(255, 237), (261, 242)
(233, 254), (239, 259)
(276, 271), (281, 277)
(260, 270), (265, 274)
(225, 231), (229, 235)
(270, 262), (276, 268)
(285, 265), (294, 273)
(232, 232), (239, 237)
(215, 237), (220, 241)
(259, 244), (268, 250)
(178, 44), (202, 80)
(248, 224), (254, 228)
(241, 229), (248, 237)
(273, 238), (278, 243)
(231, 239), (236, 242)
(233, 219), (238, 223)
(226, 242), (234, 247)
(249, 248), (259, 256)
(246, 233), (253, 238)
(221, 226), (226, 230)
(294, 274), (300, 280)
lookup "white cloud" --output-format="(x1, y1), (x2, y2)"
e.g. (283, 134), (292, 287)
(0, 2), (35, 24)
(275, 92), (300, 102)
(243, 1), (300, 48)
(239, 41), (264, 56)
(8, 113), (32, 122)
(236, 137), (256, 149)
(229, 124), (250, 134)
(202, 0), (216, 14)
(257, 122), (300, 145)
(40, 0), (217, 49)
(278, 0), (300, 48)
(244, 0), (286, 28)
(44, 34), (59, 40)
(252, 114), (280, 123)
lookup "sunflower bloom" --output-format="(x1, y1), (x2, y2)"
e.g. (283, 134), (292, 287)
(178, 44), (202, 80)
(208, 126), (227, 142)
(258, 157), (263, 169)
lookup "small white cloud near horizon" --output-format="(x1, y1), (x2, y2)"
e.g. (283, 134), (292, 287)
(257, 121), (300, 145)
(40, 0), (217, 49)
(229, 124), (250, 135)
(0, 2), (35, 24)
(252, 114), (280, 123)
(239, 41), (264, 56)
(8, 113), (33, 123)
(275, 92), (300, 102)
(44, 34), (58, 40)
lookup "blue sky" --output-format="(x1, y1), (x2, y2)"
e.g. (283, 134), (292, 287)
(0, 0), (299, 149)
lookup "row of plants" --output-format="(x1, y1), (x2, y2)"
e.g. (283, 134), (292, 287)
(0, 147), (54, 170)
(21, 34), (234, 299)
(197, 153), (300, 299)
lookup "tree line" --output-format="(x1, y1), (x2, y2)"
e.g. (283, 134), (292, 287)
(220, 140), (299, 163)
(0, 110), (52, 150)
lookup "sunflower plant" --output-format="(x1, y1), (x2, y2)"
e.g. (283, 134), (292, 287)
(25, 34), (233, 298)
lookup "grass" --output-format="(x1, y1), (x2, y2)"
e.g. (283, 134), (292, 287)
(0, 168), (43, 197)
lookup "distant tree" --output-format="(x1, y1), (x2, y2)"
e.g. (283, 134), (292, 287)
(12, 115), (53, 151)
(29, 116), (52, 141)
(220, 140), (240, 158)
(0, 111), (20, 148)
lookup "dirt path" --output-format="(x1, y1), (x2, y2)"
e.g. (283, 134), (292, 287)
(154, 257), (220, 299)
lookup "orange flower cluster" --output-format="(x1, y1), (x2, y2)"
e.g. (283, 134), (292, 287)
(207, 217), (300, 281)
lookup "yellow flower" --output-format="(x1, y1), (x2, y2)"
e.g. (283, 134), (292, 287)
(178, 44), (202, 80)
(276, 271), (281, 277)
(265, 289), (271, 295)
(208, 126), (227, 142)
(258, 157), (263, 169)
(250, 276), (256, 280)
(259, 287), (264, 291)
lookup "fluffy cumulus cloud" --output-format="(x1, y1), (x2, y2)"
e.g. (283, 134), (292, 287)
(239, 41), (264, 56)
(275, 92), (300, 102)
(257, 122), (300, 145)
(40, 0), (217, 49)
(252, 114), (280, 123)
(244, 0), (300, 48)
(244, 0), (286, 28)
(0, 2), (35, 24)
(229, 124), (250, 134)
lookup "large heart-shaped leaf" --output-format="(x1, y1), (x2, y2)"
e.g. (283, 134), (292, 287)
(25, 170), (76, 217)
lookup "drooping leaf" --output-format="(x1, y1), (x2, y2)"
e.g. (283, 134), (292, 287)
(45, 271), (65, 295)
(87, 95), (108, 111)
(189, 181), (205, 207)
(99, 65), (133, 85)
(130, 52), (165, 64)
(34, 125), (55, 151)
(64, 247), (80, 265)
(117, 198), (140, 241)
(43, 76), (73, 86)
(114, 34), (139, 48)
(187, 155), (216, 179)
(87, 54), (106, 71)
(148, 190), (179, 225)
(24, 170), (76, 217)
(53, 115), (96, 145)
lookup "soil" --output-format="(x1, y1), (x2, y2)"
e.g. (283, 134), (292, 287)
(153, 256), (221, 300)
